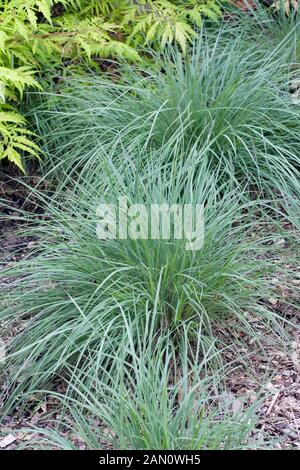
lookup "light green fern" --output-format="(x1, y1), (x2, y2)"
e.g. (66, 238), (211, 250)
(124, 0), (224, 53)
(0, 105), (40, 172)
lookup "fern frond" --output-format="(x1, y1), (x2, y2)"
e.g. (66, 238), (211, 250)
(0, 106), (39, 172)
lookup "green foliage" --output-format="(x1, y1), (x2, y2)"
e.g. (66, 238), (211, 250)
(0, 0), (224, 171)
(33, 29), (300, 199)
(11, 324), (269, 450)
(1, 9), (300, 444)
(0, 145), (292, 412)
(0, 105), (40, 170)
(123, 0), (223, 53)
(226, 1), (300, 62)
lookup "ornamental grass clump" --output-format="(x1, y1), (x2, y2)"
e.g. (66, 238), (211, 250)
(31, 27), (300, 199)
(0, 148), (292, 412)
(12, 320), (271, 450)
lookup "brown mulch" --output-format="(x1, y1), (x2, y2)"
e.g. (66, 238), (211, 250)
(0, 164), (48, 263)
(219, 311), (300, 449)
